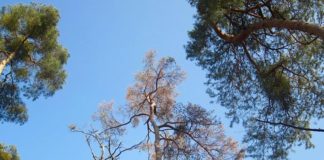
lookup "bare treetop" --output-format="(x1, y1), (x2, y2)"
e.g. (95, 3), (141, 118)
(126, 51), (185, 120)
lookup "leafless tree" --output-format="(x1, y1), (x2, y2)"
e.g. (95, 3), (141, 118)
(70, 51), (243, 160)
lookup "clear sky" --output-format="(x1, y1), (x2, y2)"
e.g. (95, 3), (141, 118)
(0, 1), (323, 160)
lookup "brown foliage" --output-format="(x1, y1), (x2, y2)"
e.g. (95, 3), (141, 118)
(71, 52), (243, 160)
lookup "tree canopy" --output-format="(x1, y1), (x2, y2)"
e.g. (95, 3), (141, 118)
(71, 52), (243, 160)
(0, 144), (19, 160)
(186, 0), (323, 159)
(0, 3), (68, 124)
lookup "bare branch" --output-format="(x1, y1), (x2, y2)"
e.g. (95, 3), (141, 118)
(99, 113), (149, 135)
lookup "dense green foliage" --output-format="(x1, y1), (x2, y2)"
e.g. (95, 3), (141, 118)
(0, 144), (19, 160)
(186, 0), (323, 159)
(0, 4), (68, 124)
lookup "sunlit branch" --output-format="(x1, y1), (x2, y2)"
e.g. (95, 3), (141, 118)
(210, 20), (324, 43)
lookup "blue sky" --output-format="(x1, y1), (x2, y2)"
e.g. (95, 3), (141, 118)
(0, 1), (323, 159)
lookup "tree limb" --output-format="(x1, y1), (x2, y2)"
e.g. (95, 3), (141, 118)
(86, 136), (98, 160)
(210, 19), (324, 43)
(256, 119), (324, 132)
(99, 113), (149, 134)
(159, 123), (218, 159)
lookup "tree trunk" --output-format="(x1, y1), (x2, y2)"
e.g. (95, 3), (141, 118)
(151, 120), (162, 160)
(0, 53), (15, 75)
(147, 98), (162, 160)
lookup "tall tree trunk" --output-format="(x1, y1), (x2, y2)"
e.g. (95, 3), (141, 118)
(147, 97), (162, 160)
(0, 53), (15, 75)
(151, 119), (162, 160)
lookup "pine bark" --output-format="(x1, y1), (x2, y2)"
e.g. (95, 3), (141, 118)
(0, 53), (15, 75)
(210, 19), (324, 43)
(148, 98), (162, 160)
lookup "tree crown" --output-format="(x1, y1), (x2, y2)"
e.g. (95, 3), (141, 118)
(0, 3), (68, 124)
(186, 0), (323, 159)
